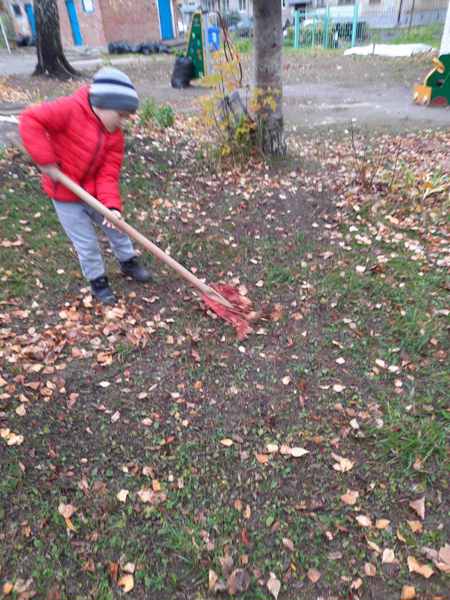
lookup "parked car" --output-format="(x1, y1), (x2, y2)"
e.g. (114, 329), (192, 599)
(229, 16), (254, 38)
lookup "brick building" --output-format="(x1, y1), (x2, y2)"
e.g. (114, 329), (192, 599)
(4, 0), (178, 48)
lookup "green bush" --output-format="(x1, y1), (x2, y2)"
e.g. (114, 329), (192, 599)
(139, 98), (175, 129)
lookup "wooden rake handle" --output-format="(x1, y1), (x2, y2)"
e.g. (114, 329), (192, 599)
(55, 171), (234, 309)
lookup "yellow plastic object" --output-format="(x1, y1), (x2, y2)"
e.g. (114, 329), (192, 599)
(414, 84), (432, 105)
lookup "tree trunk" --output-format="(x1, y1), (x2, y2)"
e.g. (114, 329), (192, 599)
(440, 0), (450, 55)
(34, 0), (79, 79)
(253, 0), (285, 156)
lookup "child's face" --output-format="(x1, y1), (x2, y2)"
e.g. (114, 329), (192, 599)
(95, 108), (133, 132)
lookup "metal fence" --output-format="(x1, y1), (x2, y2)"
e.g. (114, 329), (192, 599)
(291, 1), (447, 50)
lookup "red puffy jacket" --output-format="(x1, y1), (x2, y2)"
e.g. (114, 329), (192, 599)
(19, 86), (124, 211)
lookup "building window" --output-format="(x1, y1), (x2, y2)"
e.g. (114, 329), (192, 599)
(338, 0), (354, 5)
(82, 0), (95, 13)
(369, 0), (381, 4)
(239, 0), (246, 10)
(282, 0), (287, 8)
(12, 3), (22, 16)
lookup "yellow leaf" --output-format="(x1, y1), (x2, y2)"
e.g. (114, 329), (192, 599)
(118, 574), (134, 593)
(407, 556), (434, 579)
(2, 582), (13, 595)
(364, 562), (376, 576)
(401, 585), (416, 600)
(376, 519), (390, 530)
(152, 479), (161, 492)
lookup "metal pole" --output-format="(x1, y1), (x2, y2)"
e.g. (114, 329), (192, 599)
(351, 2), (359, 48)
(397, 0), (404, 26)
(408, 0), (416, 31)
(0, 17), (11, 54)
(294, 9), (300, 49)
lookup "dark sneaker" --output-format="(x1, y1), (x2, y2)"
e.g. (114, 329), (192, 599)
(120, 256), (152, 283)
(90, 275), (117, 305)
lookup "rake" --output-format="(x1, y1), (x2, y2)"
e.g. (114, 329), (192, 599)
(55, 171), (256, 339)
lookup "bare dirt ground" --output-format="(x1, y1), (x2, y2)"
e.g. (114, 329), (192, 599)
(1, 50), (450, 147)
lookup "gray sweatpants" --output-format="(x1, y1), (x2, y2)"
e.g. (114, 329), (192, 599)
(53, 200), (135, 281)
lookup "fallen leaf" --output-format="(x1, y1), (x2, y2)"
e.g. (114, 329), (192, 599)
(364, 562), (376, 576)
(266, 443), (279, 453)
(116, 489), (129, 503)
(281, 376), (291, 385)
(407, 556), (434, 579)
(382, 548), (396, 564)
(220, 555), (234, 577)
(122, 562), (135, 574)
(58, 503), (76, 519)
(409, 497), (425, 520)
(351, 578), (363, 590)
(266, 573), (281, 599)
(209, 569), (219, 591)
(332, 453), (354, 472)
(341, 489), (359, 505)
(227, 569), (250, 595)
(367, 540), (381, 554)
(290, 447), (309, 458)
(407, 520), (423, 534)
(401, 585), (416, 600)
(376, 519), (390, 530)
(15, 404), (26, 416)
(220, 438), (234, 447)
(307, 568), (321, 583)
(356, 515), (372, 528)
(332, 383), (346, 393)
(2, 582), (13, 595)
(117, 574), (134, 593)
(282, 537), (295, 552)
(255, 453), (270, 464)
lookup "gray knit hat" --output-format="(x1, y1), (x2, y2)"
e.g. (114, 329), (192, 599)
(89, 67), (139, 112)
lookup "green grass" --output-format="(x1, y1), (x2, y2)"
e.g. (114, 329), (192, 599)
(0, 129), (449, 599)
(371, 23), (444, 48)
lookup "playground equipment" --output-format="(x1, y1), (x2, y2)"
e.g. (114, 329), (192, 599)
(414, 1), (450, 106)
(414, 55), (450, 106)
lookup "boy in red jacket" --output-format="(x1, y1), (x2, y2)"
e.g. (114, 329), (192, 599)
(19, 67), (151, 305)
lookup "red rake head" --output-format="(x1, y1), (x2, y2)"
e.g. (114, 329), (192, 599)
(202, 283), (258, 340)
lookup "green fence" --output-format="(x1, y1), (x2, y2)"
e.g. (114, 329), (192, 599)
(293, 3), (362, 50)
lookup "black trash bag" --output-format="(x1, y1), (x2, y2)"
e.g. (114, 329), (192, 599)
(108, 41), (133, 54)
(131, 43), (143, 53)
(171, 56), (194, 89)
(158, 44), (171, 54)
(140, 42), (156, 55)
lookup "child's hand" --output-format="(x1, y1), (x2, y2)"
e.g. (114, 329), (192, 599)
(39, 164), (60, 181)
(103, 209), (122, 229)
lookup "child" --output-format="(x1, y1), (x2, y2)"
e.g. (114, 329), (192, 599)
(19, 67), (151, 305)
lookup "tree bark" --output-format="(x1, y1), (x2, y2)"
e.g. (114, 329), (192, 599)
(34, 0), (79, 79)
(253, 0), (285, 156)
